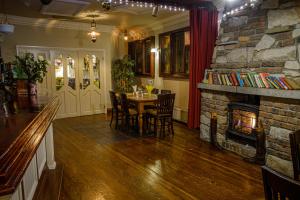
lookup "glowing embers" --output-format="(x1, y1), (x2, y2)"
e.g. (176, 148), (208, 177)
(232, 109), (257, 135)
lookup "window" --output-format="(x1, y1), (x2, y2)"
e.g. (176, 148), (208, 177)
(128, 36), (155, 77)
(159, 27), (190, 78)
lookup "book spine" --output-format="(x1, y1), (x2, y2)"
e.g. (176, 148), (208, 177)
(259, 73), (270, 88)
(236, 72), (244, 87)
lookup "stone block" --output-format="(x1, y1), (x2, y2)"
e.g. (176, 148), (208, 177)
(268, 7), (300, 29)
(266, 26), (293, 34)
(255, 34), (275, 51)
(292, 28), (300, 38)
(269, 126), (292, 141)
(262, 0), (279, 9)
(284, 61), (300, 70)
(280, 1), (296, 9)
(253, 46), (296, 62)
(283, 69), (300, 77)
(238, 36), (250, 43)
(226, 48), (248, 63)
(266, 154), (293, 178)
(200, 124), (210, 141)
(228, 16), (248, 27)
(201, 114), (210, 126)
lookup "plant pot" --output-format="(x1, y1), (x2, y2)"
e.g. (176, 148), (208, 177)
(28, 82), (38, 108)
(16, 79), (29, 109)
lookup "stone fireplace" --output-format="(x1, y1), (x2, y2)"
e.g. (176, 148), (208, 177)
(199, 0), (300, 178)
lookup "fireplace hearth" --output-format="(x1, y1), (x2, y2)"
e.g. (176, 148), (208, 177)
(227, 102), (259, 147)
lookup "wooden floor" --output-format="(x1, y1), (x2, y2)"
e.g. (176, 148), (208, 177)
(53, 114), (264, 200)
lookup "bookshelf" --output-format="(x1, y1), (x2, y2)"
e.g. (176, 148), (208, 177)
(198, 83), (300, 100)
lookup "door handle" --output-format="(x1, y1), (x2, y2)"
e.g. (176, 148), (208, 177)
(80, 83), (83, 90)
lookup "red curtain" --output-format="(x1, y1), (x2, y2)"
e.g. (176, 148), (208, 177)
(188, 7), (218, 129)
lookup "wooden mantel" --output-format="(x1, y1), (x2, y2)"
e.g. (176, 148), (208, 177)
(198, 83), (300, 100)
(0, 97), (60, 199)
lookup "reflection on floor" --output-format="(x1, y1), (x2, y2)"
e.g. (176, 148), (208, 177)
(54, 114), (264, 200)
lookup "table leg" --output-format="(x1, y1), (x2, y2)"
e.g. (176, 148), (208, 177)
(137, 102), (144, 136)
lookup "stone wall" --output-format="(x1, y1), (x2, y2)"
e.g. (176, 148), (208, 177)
(200, 0), (300, 177)
(212, 0), (300, 80)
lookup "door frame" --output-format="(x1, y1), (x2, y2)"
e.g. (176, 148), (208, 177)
(16, 45), (108, 116)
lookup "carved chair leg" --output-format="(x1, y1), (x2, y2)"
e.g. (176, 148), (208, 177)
(110, 109), (114, 127)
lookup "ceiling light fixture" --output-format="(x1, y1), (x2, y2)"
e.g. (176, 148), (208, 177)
(123, 30), (128, 41)
(88, 17), (100, 43)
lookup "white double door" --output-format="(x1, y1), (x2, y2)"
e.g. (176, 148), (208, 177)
(17, 46), (106, 118)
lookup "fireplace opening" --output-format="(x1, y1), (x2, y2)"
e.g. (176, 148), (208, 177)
(226, 96), (260, 147)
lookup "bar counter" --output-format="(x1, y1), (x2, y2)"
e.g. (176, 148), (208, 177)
(0, 97), (60, 200)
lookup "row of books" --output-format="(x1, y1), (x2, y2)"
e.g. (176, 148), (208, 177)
(203, 70), (300, 90)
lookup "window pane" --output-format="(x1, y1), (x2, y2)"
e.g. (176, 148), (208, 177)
(144, 38), (152, 74)
(67, 56), (76, 90)
(135, 41), (143, 74)
(83, 55), (91, 89)
(184, 31), (190, 74)
(92, 55), (100, 89)
(55, 56), (64, 91)
(160, 35), (171, 74)
(173, 31), (184, 74)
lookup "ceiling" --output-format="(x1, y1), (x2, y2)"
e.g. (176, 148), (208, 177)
(0, 0), (193, 29)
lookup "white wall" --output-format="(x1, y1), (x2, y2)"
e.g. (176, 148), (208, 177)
(1, 23), (116, 109)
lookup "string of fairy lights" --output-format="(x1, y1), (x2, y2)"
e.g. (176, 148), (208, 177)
(223, 0), (259, 20)
(105, 0), (186, 12)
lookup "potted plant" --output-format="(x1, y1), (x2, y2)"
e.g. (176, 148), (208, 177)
(13, 53), (48, 106)
(112, 56), (137, 93)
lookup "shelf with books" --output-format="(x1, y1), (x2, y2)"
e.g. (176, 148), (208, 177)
(198, 83), (300, 100)
(203, 70), (300, 90)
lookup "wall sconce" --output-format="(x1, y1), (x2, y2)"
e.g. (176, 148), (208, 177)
(151, 48), (158, 53)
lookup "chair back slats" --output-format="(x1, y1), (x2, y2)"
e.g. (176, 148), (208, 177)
(156, 94), (175, 116)
(120, 93), (129, 114)
(262, 166), (300, 200)
(152, 88), (159, 94)
(109, 91), (118, 110)
(161, 89), (171, 94)
(290, 130), (300, 180)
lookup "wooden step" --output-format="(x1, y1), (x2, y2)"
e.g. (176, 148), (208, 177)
(33, 163), (64, 200)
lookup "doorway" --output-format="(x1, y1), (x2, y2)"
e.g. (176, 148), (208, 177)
(17, 46), (106, 118)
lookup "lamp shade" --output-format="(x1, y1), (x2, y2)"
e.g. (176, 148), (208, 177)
(0, 24), (14, 34)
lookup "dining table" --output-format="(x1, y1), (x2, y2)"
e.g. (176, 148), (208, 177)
(126, 93), (157, 136)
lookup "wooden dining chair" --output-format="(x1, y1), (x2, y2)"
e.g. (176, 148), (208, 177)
(147, 93), (175, 137)
(261, 166), (300, 200)
(109, 91), (123, 129)
(290, 130), (300, 180)
(120, 93), (139, 133)
(161, 89), (171, 94)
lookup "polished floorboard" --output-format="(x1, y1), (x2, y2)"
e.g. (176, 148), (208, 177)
(53, 114), (264, 200)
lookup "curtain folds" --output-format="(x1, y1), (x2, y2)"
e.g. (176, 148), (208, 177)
(187, 7), (218, 129)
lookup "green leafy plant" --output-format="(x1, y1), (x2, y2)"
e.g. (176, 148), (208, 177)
(13, 53), (48, 83)
(112, 56), (137, 93)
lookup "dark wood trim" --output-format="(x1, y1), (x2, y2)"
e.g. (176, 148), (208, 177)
(0, 97), (60, 196)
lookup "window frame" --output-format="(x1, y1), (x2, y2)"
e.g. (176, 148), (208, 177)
(159, 27), (190, 79)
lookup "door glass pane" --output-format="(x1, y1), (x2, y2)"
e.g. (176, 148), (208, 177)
(67, 56), (76, 90)
(92, 55), (100, 89)
(83, 55), (91, 89)
(55, 55), (64, 91)
(37, 53), (46, 61)
(160, 35), (171, 74)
